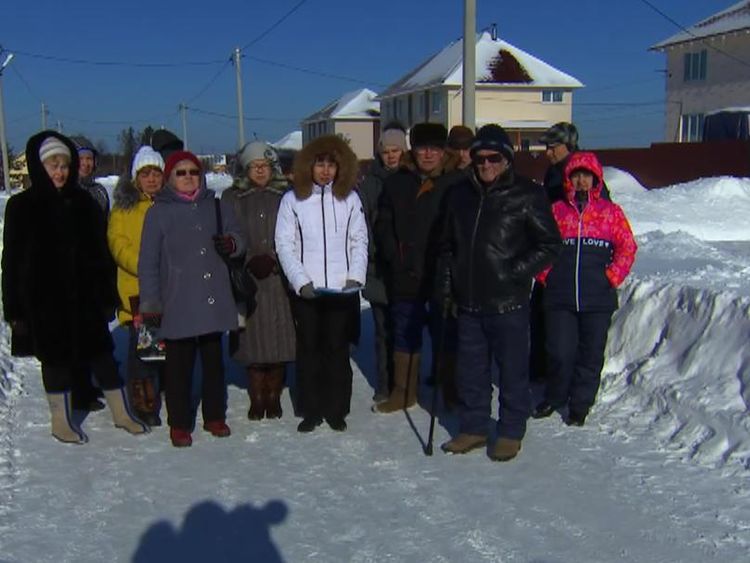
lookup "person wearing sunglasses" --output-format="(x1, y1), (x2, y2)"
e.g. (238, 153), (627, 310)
(223, 140), (295, 422)
(438, 124), (561, 462)
(107, 145), (166, 427)
(138, 150), (245, 447)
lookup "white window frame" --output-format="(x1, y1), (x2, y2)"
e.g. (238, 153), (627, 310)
(681, 113), (704, 142)
(541, 90), (563, 103)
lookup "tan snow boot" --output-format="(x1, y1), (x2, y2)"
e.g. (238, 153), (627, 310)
(103, 388), (150, 435)
(440, 433), (487, 454)
(490, 437), (522, 462)
(47, 392), (88, 444)
(373, 352), (420, 413)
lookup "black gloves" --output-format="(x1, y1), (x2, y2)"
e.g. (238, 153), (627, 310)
(247, 253), (278, 280)
(213, 234), (236, 257)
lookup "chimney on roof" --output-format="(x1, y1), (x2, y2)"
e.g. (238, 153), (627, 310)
(491, 23), (498, 41)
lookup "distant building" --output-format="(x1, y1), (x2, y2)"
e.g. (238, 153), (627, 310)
(301, 88), (380, 160)
(378, 26), (582, 149)
(272, 130), (303, 151)
(651, 1), (750, 142)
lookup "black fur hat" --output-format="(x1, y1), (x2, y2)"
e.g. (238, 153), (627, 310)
(409, 123), (448, 149)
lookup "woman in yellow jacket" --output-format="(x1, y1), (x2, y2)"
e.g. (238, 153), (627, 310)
(107, 146), (165, 426)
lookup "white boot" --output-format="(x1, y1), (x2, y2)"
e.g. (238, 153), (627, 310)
(103, 388), (150, 435)
(46, 392), (88, 444)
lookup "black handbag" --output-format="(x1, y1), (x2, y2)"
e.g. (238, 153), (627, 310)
(214, 199), (257, 306)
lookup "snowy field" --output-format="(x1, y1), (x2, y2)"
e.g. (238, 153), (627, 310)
(0, 170), (749, 562)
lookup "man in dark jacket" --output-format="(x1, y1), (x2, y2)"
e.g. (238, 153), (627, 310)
(373, 123), (463, 413)
(439, 124), (562, 461)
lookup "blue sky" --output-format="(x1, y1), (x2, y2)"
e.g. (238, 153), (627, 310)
(0, 0), (733, 155)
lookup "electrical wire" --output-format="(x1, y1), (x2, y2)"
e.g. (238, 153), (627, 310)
(9, 49), (226, 68)
(240, 0), (310, 51)
(246, 55), (386, 86)
(187, 59), (233, 104)
(188, 106), (300, 123)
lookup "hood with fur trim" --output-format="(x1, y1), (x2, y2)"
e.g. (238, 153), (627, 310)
(563, 151), (604, 202)
(292, 135), (358, 200)
(112, 174), (153, 210)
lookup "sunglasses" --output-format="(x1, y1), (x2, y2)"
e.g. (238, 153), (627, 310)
(473, 154), (505, 165)
(174, 168), (200, 177)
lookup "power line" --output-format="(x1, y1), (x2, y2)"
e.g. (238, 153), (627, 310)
(246, 54), (385, 86)
(50, 110), (175, 126)
(637, 0), (750, 69)
(187, 59), (233, 104)
(9, 48), (226, 68)
(9, 65), (41, 102)
(188, 106), (300, 122)
(240, 0), (310, 51)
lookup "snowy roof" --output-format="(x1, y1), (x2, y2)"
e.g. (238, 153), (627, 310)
(651, 1), (750, 49)
(302, 88), (380, 122)
(380, 30), (582, 98)
(272, 130), (302, 150)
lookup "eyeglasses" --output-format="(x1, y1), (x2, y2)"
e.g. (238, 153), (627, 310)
(473, 154), (504, 165)
(174, 169), (200, 177)
(250, 163), (270, 171)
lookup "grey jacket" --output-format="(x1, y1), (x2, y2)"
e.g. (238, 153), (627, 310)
(138, 183), (246, 340)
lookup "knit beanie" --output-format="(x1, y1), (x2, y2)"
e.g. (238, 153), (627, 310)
(238, 141), (278, 170)
(379, 128), (407, 151)
(164, 150), (202, 179)
(131, 146), (165, 178)
(39, 137), (71, 163)
(409, 123), (448, 149)
(471, 124), (514, 162)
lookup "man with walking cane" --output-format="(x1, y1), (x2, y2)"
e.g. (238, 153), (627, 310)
(437, 124), (561, 462)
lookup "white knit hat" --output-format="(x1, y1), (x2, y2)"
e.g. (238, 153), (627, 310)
(238, 140), (278, 170)
(131, 146), (165, 178)
(39, 137), (71, 163)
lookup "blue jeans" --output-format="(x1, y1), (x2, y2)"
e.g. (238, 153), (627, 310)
(456, 307), (531, 440)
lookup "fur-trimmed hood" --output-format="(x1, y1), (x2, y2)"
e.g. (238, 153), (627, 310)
(292, 135), (358, 200)
(112, 174), (150, 210)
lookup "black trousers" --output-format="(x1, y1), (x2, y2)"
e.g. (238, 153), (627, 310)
(292, 294), (356, 421)
(164, 332), (226, 431)
(370, 303), (394, 397)
(544, 309), (613, 415)
(42, 354), (122, 394)
(528, 282), (547, 381)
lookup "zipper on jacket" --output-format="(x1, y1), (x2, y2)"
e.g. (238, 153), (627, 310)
(321, 188), (329, 287)
(468, 191), (485, 310)
(345, 209), (352, 272)
(574, 207), (583, 312)
(293, 210), (304, 265)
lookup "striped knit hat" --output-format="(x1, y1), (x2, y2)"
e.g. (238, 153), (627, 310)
(39, 136), (71, 163)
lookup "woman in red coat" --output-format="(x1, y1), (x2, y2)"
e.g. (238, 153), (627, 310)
(532, 152), (637, 426)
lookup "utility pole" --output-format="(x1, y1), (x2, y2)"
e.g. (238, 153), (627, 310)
(462, 0), (476, 129)
(233, 47), (246, 149)
(41, 102), (48, 130)
(0, 50), (14, 192)
(180, 103), (189, 150)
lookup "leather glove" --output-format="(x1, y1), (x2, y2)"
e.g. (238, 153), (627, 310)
(299, 283), (315, 299)
(343, 279), (362, 290)
(247, 253), (278, 280)
(213, 234), (236, 257)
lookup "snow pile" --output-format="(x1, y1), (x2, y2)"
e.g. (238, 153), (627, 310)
(605, 168), (750, 241)
(601, 279), (750, 474)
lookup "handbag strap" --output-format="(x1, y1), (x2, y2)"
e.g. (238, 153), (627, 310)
(214, 198), (223, 236)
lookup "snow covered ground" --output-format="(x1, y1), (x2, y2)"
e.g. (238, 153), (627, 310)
(0, 171), (749, 562)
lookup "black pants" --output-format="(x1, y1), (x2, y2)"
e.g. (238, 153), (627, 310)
(164, 332), (226, 431)
(544, 309), (613, 415)
(42, 354), (122, 394)
(528, 282), (547, 381)
(292, 294), (356, 421)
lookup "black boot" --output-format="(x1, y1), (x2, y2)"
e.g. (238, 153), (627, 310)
(531, 401), (555, 419)
(297, 416), (322, 433)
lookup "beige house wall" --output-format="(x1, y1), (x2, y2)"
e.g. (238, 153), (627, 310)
(662, 33), (750, 140)
(333, 120), (377, 160)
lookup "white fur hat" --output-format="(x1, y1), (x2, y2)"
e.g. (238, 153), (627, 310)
(131, 146), (165, 178)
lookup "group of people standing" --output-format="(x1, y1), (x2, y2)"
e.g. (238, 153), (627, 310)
(2, 119), (636, 460)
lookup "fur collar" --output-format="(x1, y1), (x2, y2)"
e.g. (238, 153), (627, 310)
(292, 135), (358, 200)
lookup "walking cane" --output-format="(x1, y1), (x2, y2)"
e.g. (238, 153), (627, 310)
(424, 294), (452, 456)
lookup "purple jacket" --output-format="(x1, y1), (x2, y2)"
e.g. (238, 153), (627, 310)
(138, 184), (245, 339)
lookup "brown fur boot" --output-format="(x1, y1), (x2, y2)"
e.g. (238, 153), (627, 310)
(247, 368), (266, 420)
(140, 377), (162, 427)
(373, 352), (420, 413)
(264, 365), (285, 419)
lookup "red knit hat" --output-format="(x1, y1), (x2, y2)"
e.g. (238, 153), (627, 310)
(164, 150), (202, 179)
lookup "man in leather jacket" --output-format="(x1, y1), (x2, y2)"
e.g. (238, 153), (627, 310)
(439, 124), (562, 461)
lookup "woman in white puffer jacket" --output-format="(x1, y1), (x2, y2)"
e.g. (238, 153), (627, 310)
(275, 134), (367, 433)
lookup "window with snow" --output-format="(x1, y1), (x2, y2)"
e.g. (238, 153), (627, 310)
(542, 90), (563, 103)
(683, 50), (707, 82)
